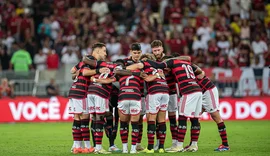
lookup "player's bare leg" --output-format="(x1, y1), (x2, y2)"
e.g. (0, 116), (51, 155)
(80, 114), (94, 153)
(156, 111), (167, 153)
(119, 111), (130, 153)
(72, 114), (83, 154)
(130, 113), (140, 153)
(210, 111), (230, 151)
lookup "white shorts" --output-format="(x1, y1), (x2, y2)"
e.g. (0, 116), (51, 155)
(68, 98), (88, 114)
(87, 94), (109, 114)
(118, 100), (141, 115)
(202, 87), (219, 113)
(167, 94), (178, 112)
(141, 97), (146, 115)
(178, 92), (202, 118)
(146, 93), (169, 114)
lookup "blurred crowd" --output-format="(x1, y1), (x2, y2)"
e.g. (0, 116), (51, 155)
(1, 0), (270, 72)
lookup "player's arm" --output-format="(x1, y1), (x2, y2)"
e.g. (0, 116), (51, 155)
(191, 63), (205, 79)
(82, 56), (97, 68)
(114, 69), (147, 78)
(91, 76), (116, 84)
(143, 70), (164, 82)
(126, 63), (144, 70)
(82, 66), (110, 76)
(147, 60), (168, 69)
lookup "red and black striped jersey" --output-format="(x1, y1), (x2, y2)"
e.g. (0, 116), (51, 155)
(87, 61), (117, 99)
(118, 69), (142, 102)
(165, 71), (177, 95)
(142, 61), (169, 94)
(166, 59), (202, 95)
(68, 62), (90, 99)
(124, 58), (145, 97)
(191, 64), (215, 93)
(157, 57), (177, 95)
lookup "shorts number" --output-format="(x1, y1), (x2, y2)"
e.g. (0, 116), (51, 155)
(182, 64), (195, 79)
(125, 75), (134, 86)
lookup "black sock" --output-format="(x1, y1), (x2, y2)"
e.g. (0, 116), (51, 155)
(91, 120), (95, 147)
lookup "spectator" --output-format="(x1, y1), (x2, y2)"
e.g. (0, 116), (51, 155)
(50, 15), (60, 40)
(46, 78), (59, 97)
(251, 55), (264, 68)
(252, 35), (268, 66)
(229, 0), (240, 17)
(2, 30), (15, 53)
(264, 45), (270, 67)
(240, 19), (250, 41)
(106, 36), (122, 56)
(230, 15), (241, 35)
(240, 0), (251, 19)
(197, 20), (212, 46)
(0, 78), (14, 98)
(237, 44), (251, 67)
(219, 54), (238, 68)
(140, 36), (152, 54)
(61, 48), (79, 65)
(208, 39), (220, 66)
(193, 48), (206, 67)
(217, 35), (230, 55)
(37, 17), (51, 37)
(9, 43), (32, 72)
(91, 0), (109, 24)
(18, 13), (34, 39)
(47, 50), (59, 70)
(34, 49), (47, 71)
(0, 46), (10, 71)
(253, 0), (265, 20)
(192, 35), (207, 55)
(7, 11), (20, 37)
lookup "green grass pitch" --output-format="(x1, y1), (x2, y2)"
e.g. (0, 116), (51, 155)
(0, 121), (269, 156)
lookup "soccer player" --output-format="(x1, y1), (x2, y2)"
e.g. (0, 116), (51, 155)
(149, 40), (179, 151)
(113, 59), (143, 154)
(104, 84), (121, 152)
(191, 64), (230, 151)
(127, 51), (202, 153)
(82, 43), (117, 154)
(123, 43), (145, 151)
(69, 59), (97, 154)
(126, 56), (169, 154)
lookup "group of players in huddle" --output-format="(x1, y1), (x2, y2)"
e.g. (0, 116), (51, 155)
(68, 40), (230, 154)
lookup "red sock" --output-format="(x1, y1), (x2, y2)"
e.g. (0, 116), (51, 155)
(95, 120), (104, 145)
(177, 115), (187, 143)
(158, 122), (166, 149)
(147, 121), (155, 150)
(169, 115), (177, 140)
(81, 119), (90, 142)
(218, 122), (229, 146)
(137, 124), (143, 143)
(131, 122), (139, 145)
(72, 120), (82, 141)
(120, 121), (129, 143)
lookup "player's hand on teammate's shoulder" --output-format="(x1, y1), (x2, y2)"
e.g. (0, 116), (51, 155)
(139, 71), (148, 78)
(99, 67), (110, 74)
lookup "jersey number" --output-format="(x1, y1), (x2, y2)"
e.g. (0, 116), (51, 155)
(182, 64), (195, 79)
(125, 75), (134, 86)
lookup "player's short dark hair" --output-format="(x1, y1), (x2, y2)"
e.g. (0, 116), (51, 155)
(114, 59), (125, 67)
(131, 43), (141, 51)
(171, 53), (180, 57)
(92, 42), (106, 51)
(151, 40), (163, 48)
(162, 56), (173, 60)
